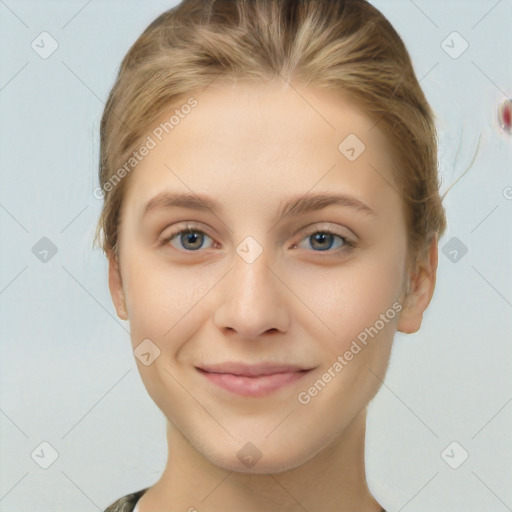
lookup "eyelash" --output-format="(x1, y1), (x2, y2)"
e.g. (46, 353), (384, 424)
(158, 222), (356, 255)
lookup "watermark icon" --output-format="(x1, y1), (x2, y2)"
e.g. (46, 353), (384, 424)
(134, 338), (161, 366)
(297, 301), (402, 405)
(31, 441), (59, 469)
(237, 441), (263, 468)
(441, 441), (469, 469)
(31, 31), (59, 59)
(338, 133), (366, 161)
(93, 97), (198, 200)
(442, 236), (468, 263)
(236, 236), (264, 264)
(441, 31), (469, 59)
(32, 237), (58, 263)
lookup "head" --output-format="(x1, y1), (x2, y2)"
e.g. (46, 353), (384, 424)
(94, 0), (447, 473)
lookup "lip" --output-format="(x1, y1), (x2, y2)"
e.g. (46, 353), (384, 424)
(197, 362), (313, 377)
(195, 362), (314, 397)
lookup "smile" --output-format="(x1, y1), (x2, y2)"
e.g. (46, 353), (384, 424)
(196, 367), (313, 397)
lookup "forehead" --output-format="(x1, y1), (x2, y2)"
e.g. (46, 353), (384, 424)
(122, 79), (401, 223)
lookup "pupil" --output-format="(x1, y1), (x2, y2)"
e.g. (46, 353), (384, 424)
(312, 233), (333, 251)
(183, 231), (202, 249)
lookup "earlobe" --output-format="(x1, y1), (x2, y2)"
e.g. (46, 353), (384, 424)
(396, 236), (439, 334)
(108, 250), (128, 321)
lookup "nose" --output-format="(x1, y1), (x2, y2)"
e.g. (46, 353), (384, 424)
(213, 243), (290, 340)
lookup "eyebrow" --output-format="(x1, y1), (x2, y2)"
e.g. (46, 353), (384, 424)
(143, 191), (376, 223)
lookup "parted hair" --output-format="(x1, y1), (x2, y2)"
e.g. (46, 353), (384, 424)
(94, 0), (447, 302)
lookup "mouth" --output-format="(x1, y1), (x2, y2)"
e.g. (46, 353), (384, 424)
(195, 362), (315, 397)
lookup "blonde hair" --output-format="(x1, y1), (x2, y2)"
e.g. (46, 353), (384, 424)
(94, 0), (447, 300)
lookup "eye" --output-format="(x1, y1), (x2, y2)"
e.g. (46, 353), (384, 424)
(159, 223), (215, 252)
(159, 223), (356, 254)
(293, 226), (355, 253)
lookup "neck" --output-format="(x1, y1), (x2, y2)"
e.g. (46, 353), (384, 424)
(141, 408), (383, 512)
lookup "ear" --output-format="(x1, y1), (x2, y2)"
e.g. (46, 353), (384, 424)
(108, 250), (128, 321)
(397, 235), (439, 334)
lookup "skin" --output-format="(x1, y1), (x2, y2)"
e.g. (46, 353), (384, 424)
(107, 78), (438, 512)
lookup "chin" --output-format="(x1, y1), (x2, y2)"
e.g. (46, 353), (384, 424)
(202, 440), (316, 475)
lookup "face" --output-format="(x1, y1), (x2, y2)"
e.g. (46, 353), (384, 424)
(109, 79), (434, 473)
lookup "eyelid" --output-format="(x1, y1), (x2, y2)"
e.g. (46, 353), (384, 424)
(158, 222), (216, 248)
(290, 223), (356, 253)
(293, 222), (355, 243)
(159, 221), (356, 252)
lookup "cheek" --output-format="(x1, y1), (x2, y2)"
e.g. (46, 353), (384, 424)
(122, 252), (216, 343)
(291, 249), (405, 356)
(121, 223), (405, 349)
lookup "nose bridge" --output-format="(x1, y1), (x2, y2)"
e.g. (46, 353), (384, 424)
(213, 233), (289, 338)
(232, 234), (276, 304)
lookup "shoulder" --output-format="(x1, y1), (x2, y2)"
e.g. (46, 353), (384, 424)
(104, 488), (149, 512)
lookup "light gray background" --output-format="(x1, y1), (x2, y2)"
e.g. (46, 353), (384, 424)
(0, 0), (511, 510)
